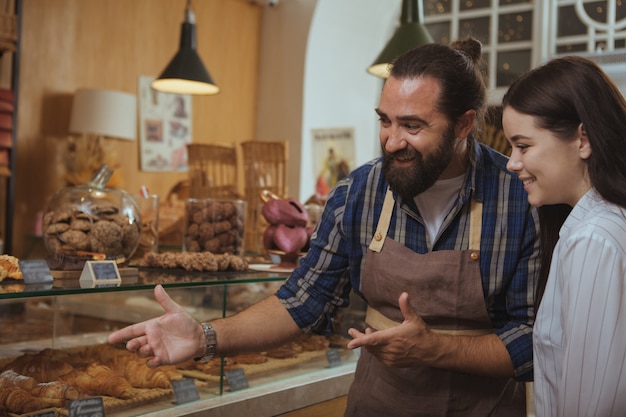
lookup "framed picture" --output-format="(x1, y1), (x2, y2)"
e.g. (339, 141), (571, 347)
(311, 127), (355, 198)
(138, 75), (192, 171)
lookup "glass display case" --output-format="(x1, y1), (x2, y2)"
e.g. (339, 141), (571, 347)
(0, 267), (363, 416)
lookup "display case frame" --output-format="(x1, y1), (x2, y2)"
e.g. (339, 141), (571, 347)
(0, 267), (360, 416)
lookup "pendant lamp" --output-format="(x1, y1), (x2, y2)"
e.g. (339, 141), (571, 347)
(367, 0), (433, 78)
(151, 0), (219, 95)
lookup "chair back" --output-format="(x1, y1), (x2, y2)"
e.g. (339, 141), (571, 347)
(187, 143), (239, 200)
(240, 140), (288, 253)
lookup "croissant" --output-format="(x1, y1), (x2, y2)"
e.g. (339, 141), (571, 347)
(160, 364), (184, 381)
(0, 254), (23, 280)
(59, 362), (134, 399)
(0, 386), (46, 414)
(78, 343), (129, 364)
(0, 369), (36, 391)
(31, 380), (82, 401)
(115, 359), (172, 389)
(80, 343), (173, 389)
(3, 348), (74, 381)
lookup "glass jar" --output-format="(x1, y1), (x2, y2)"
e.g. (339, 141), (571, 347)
(183, 198), (247, 257)
(42, 164), (141, 262)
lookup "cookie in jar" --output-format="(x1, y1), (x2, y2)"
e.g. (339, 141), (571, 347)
(183, 198), (246, 256)
(42, 164), (141, 262)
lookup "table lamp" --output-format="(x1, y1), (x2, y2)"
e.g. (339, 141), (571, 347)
(66, 88), (137, 186)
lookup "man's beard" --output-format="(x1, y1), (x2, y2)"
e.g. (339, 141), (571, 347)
(382, 126), (456, 201)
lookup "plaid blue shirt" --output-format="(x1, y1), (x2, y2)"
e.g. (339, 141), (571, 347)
(276, 143), (540, 381)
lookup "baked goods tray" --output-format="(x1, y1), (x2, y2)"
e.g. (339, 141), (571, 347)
(180, 350), (329, 383)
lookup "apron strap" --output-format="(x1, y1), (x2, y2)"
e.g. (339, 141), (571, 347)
(469, 199), (483, 251)
(368, 188), (395, 253)
(365, 306), (492, 336)
(368, 188), (483, 253)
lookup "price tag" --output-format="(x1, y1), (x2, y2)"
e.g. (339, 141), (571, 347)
(225, 368), (249, 391)
(79, 260), (121, 287)
(172, 378), (200, 404)
(68, 397), (105, 417)
(326, 348), (342, 368)
(18, 259), (53, 284)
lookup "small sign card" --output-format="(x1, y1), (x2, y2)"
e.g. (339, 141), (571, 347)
(225, 368), (249, 391)
(68, 397), (105, 417)
(326, 348), (342, 368)
(79, 260), (121, 287)
(172, 378), (200, 404)
(18, 259), (53, 284)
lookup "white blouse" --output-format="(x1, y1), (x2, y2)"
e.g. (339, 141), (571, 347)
(534, 188), (626, 417)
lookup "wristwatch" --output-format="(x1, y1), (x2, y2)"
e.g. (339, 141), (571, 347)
(194, 322), (217, 363)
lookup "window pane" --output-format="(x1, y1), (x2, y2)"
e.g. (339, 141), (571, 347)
(460, 0), (492, 11)
(498, 11), (533, 43)
(582, 1), (612, 23)
(496, 49), (531, 87)
(499, 0), (533, 5)
(558, 5), (586, 37)
(459, 16), (491, 45)
(424, 0), (452, 16)
(425, 22), (451, 44)
(556, 43), (589, 54)
(483, 106), (509, 156)
(481, 52), (490, 86)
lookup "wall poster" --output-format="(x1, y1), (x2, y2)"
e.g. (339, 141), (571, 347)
(311, 127), (355, 198)
(138, 75), (192, 171)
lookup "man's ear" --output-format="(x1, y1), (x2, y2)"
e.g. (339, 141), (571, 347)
(578, 123), (592, 160)
(455, 110), (475, 139)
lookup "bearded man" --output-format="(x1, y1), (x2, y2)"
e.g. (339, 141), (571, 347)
(109, 37), (539, 417)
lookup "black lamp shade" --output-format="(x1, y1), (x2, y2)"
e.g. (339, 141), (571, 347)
(152, 20), (219, 95)
(367, 0), (433, 78)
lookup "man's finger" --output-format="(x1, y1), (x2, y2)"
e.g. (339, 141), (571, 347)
(107, 322), (147, 344)
(153, 284), (185, 314)
(398, 291), (418, 323)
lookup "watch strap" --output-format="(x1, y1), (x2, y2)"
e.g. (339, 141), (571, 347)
(194, 322), (217, 363)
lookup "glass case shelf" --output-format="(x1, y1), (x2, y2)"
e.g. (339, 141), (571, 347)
(0, 267), (290, 300)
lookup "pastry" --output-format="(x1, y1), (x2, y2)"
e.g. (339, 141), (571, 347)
(0, 254), (22, 281)
(59, 362), (134, 399)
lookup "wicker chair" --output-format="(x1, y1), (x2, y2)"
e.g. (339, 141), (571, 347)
(240, 140), (288, 253)
(186, 143), (240, 200)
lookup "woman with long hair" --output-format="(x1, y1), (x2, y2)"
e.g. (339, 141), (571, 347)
(502, 56), (626, 416)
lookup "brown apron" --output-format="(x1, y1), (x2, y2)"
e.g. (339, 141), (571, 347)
(344, 189), (526, 417)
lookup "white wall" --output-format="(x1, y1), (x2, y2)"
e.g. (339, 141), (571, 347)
(257, 0), (402, 202)
(299, 0), (401, 201)
(256, 0), (318, 202)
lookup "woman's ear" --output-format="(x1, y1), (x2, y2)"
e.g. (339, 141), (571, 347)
(578, 123), (592, 160)
(455, 110), (476, 139)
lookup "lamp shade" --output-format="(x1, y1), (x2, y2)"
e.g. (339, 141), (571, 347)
(151, 6), (219, 95)
(367, 0), (433, 78)
(69, 89), (137, 141)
